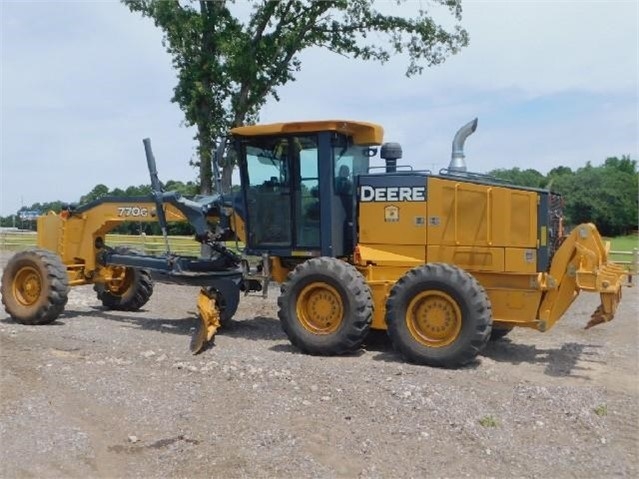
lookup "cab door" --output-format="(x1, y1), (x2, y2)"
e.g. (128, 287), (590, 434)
(241, 135), (320, 253)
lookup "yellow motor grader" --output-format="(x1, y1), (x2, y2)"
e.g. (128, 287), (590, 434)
(0, 119), (629, 367)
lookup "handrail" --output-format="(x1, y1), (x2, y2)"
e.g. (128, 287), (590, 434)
(453, 183), (460, 245)
(486, 187), (493, 246)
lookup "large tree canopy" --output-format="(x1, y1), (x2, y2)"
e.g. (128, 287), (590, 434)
(123, 0), (469, 193)
(489, 156), (638, 236)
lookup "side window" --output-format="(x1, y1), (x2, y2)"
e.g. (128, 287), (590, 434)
(333, 141), (369, 228)
(296, 140), (320, 247)
(334, 161), (353, 195)
(333, 140), (369, 195)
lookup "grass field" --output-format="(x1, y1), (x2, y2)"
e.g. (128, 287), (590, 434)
(0, 231), (216, 256)
(608, 235), (638, 266)
(1, 230), (637, 271)
(610, 235), (639, 252)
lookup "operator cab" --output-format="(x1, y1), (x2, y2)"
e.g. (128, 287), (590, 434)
(231, 120), (383, 258)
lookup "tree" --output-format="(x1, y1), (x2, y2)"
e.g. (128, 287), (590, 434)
(552, 157), (638, 236)
(547, 166), (572, 177)
(487, 167), (546, 188)
(123, 0), (469, 194)
(79, 184), (110, 204)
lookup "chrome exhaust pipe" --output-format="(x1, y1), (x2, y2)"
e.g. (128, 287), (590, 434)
(449, 118), (478, 173)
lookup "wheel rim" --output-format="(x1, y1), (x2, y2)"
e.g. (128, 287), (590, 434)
(405, 290), (462, 347)
(105, 267), (133, 295)
(296, 282), (344, 334)
(13, 265), (43, 306)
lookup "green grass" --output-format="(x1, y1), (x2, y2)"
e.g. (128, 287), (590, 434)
(0, 231), (242, 256)
(593, 404), (608, 417)
(607, 235), (638, 268)
(478, 415), (498, 428)
(609, 235), (638, 253)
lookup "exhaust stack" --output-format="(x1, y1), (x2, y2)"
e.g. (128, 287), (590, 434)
(449, 118), (478, 173)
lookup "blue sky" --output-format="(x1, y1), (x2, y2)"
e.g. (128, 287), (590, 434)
(1, 0), (637, 216)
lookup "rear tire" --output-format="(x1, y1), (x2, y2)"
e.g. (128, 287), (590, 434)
(1, 248), (69, 325)
(278, 257), (372, 355)
(385, 263), (492, 368)
(94, 248), (153, 311)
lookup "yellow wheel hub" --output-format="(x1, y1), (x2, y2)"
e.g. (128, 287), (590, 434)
(105, 267), (132, 295)
(406, 290), (462, 347)
(13, 266), (43, 306)
(296, 282), (344, 334)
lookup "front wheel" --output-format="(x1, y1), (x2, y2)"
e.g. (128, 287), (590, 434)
(94, 247), (153, 311)
(1, 248), (69, 325)
(385, 263), (492, 368)
(278, 257), (373, 355)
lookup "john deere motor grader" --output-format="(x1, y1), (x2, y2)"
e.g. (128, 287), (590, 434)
(1, 119), (628, 367)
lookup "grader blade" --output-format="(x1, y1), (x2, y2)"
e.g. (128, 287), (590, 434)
(190, 288), (222, 354)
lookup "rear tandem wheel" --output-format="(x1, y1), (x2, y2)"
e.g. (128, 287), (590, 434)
(385, 263), (492, 368)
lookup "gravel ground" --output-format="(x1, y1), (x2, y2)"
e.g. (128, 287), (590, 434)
(1, 251), (638, 478)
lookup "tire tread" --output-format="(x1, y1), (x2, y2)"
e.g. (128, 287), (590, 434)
(278, 257), (372, 355)
(1, 248), (69, 325)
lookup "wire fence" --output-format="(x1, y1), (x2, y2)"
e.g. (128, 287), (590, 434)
(0, 231), (237, 256)
(610, 249), (639, 278)
(1, 230), (637, 276)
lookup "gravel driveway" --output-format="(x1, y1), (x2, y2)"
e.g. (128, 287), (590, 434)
(1, 252), (637, 478)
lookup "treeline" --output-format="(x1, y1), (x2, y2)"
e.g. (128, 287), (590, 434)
(487, 156), (637, 237)
(2, 180), (200, 236)
(2, 156), (637, 237)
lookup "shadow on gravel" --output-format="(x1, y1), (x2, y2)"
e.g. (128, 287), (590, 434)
(483, 339), (604, 378)
(222, 316), (286, 341)
(0, 317), (66, 326)
(50, 309), (287, 341)
(358, 330), (403, 364)
(269, 343), (367, 360)
(63, 308), (196, 335)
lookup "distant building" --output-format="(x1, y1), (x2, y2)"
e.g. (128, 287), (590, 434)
(18, 210), (41, 221)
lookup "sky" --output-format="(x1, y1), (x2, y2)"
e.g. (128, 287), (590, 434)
(0, 0), (637, 216)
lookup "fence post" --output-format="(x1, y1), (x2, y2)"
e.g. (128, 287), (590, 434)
(633, 248), (639, 276)
(141, 233), (147, 254)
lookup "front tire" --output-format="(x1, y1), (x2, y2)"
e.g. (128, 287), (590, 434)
(1, 248), (69, 325)
(94, 248), (153, 311)
(385, 263), (492, 368)
(278, 257), (373, 355)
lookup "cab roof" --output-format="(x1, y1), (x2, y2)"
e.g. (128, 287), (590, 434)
(230, 120), (384, 146)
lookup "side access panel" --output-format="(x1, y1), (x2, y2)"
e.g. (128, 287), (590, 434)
(425, 177), (539, 273)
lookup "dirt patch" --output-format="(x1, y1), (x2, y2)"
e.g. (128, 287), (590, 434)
(1, 251), (637, 477)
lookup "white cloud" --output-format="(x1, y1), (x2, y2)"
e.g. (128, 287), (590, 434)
(1, 0), (637, 215)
